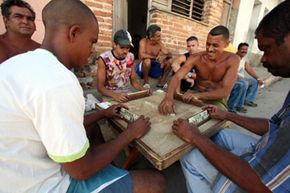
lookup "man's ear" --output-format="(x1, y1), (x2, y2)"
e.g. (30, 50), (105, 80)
(3, 16), (8, 29)
(68, 25), (81, 42)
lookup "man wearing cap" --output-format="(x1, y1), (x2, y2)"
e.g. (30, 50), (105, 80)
(96, 29), (150, 102)
(136, 24), (172, 89)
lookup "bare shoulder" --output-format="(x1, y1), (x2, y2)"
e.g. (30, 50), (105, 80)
(139, 38), (146, 45)
(225, 52), (240, 66)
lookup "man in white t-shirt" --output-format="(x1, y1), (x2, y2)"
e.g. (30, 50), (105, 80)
(0, 0), (165, 193)
(227, 42), (264, 113)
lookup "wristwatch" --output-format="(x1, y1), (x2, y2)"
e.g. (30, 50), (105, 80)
(187, 72), (193, 78)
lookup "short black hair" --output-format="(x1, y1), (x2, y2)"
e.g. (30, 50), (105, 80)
(255, 0), (290, 46)
(209, 25), (229, 40)
(1, 0), (35, 20)
(146, 24), (161, 38)
(186, 36), (198, 42)
(238, 42), (249, 50)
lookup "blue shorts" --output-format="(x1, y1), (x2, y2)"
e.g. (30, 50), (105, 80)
(67, 165), (133, 193)
(135, 59), (163, 78)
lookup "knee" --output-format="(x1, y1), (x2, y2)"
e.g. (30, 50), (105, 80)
(143, 59), (151, 67)
(150, 172), (166, 193)
(180, 149), (201, 168)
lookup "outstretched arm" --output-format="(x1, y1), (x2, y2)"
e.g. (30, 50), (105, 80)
(173, 119), (271, 193)
(202, 105), (269, 135)
(245, 63), (264, 85)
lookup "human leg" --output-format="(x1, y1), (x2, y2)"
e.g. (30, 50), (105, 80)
(180, 149), (219, 193)
(245, 77), (259, 105)
(210, 129), (259, 156)
(227, 81), (246, 112)
(130, 170), (166, 193)
(180, 129), (258, 193)
(142, 59), (152, 85)
(67, 165), (132, 193)
(158, 58), (172, 86)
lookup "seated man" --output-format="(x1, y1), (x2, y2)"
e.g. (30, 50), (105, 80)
(0, 0), (40, 63)
(136, 24), (172, 89)
(96, 29), (150, 103)
(172, 36), (199, 93)
(227, 42), (264, 113)
(0, 1), (165, 193)
(159, 25), (240, 113)
(173, 2), (290, 192)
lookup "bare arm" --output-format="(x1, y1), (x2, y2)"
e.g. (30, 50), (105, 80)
(245, 63), (264, 85)
(172, 54), (186, 72)
(203, 105), (269, 135)
(130, 64), (145, 91)
(61, 115), (151, 180)
(195, 54), (240, 100)
(173, 119), (271, 193)
(138, 39), (156, 60)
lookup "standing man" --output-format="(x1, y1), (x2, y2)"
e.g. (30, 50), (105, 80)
(0, 0), (40, 63)
(173, 1), (290, 192)
(136, 24), (172, 89)
(227, 42), (264, 113)
(171, 36), (199, 93)
(0, 0), (165, 193)
(159, 25), (240, 113)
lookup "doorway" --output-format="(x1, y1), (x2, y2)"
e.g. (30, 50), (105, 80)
(127, 0), (148, 58)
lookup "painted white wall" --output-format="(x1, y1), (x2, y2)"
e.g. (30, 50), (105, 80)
(232, 0), (255, 48)
(233, 0), (281, 53)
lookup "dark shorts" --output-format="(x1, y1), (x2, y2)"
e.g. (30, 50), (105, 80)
(67, 165), (133, 193)
(135, 59), (163, 78)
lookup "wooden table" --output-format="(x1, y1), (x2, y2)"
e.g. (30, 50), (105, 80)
(97, 90), (225, 170)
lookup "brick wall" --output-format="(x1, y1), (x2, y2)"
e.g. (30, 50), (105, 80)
(78, 0), (224, 90)
(149, 0), (224, 54)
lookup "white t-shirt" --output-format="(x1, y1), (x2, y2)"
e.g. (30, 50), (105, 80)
(237, 57), (246, 78)
(0, 49), (89, 193)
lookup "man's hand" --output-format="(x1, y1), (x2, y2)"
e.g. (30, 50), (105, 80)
(141, 88), (153, 95)
(182, 91), (199, 103)
(112, 93), (129, 103)
(172, 118), (201, 144)
(126, 115), (151, 139)
(158, 97), (176, 115)
(257, 79), (264, 86)
(202, 105), (228, 120)
(103, 104), (128, 118)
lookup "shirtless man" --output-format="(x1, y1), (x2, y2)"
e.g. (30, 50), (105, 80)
(0, 0), (40, 63)
(136, 24), (172, 89)
(159, 25), (240, 114)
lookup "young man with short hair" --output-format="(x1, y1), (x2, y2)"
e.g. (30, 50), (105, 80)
(96, 29), (150, 103)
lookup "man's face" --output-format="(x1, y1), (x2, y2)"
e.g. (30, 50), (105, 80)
(4, 6), (36, 37)
(257, 32), (290, 78)
(206, 34), (229, 60)
(237, 45), (248, 58)
(113, 43), (130, 59)
(186, 40), (199, 55)
(150, 31), (161, 42)
(71, 21), (99, 68)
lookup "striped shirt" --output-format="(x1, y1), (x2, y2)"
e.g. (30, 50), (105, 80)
(213, 91), (290, 193)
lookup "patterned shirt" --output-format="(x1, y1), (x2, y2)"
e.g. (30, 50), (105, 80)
(213, 91), (290, 193)
(99, 50), (134, 92)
